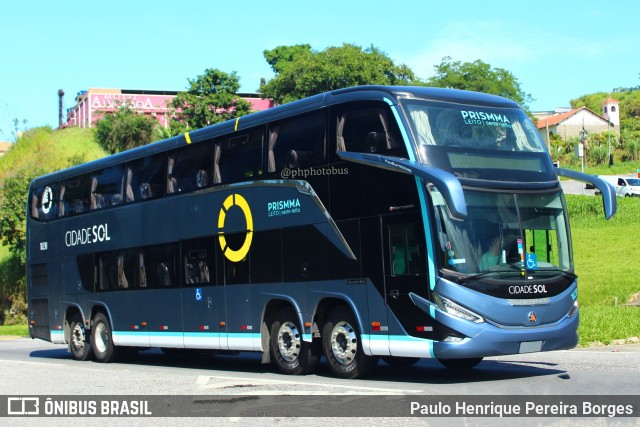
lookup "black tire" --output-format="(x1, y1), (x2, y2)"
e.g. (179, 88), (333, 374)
(69, 313), (93, 361)
(437, 357), (483, 370)
(91, 312), (120, 363)
(382, 356), (420, 368)
(270, 307), (319, 375)
(322, 306), (377, 379)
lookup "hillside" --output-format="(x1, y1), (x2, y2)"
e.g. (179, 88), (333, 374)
(0, 126), (108, 182)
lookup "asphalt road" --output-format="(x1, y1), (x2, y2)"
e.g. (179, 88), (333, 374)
(0, 337), (639, 426)
(560, 179), (598, 196)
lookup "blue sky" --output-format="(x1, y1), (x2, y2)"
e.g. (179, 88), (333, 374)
(1, 0), (639, 141)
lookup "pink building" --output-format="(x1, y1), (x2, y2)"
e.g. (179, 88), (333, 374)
(65, 88), (274, 129)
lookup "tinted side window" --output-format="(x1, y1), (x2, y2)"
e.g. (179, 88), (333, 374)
(335, 102), (407, 158)
(91, 166), (124, 210)
(31, 183), (60, 220)
(267, 111), (326, 174)
(388, 222), (426, 276)
(214, 127), (264, 184)
(140, 244), (178, 288)
(98, 250), (137, 291)
(60, 174), (92, 217)
(126, 153), (165, 202)
(183, 238), (215, 286)
(167, 142), (212, 194)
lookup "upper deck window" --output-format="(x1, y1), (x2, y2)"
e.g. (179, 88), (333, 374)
(214, 127), (264, 184)
(267, 111), (326, 174)
(90, 165), (124, 210)
(60, 174), (92, 217)
(167, 142), (212, 194)
(335, 102), (407, 158)
(126, 153), (166, 202)
(31, 183), (60, 221)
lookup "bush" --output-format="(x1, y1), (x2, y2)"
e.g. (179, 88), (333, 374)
(623, 140), (640, 161)
(0, 252), (26, 325)
(587, 144), (609, 165)
(94, 105), (158, 154)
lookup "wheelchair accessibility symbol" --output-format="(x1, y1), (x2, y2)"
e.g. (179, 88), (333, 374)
(195, 288), (203, 301)
(526, 253), (537, 270)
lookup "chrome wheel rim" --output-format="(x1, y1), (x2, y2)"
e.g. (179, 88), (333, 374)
(71, 323), (86, 353)
(330, 321), (357, 365)
(277, 321), (301, 362)
(94, 322), (108, 354)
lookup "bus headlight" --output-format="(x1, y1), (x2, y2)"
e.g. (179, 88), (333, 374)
(567, 301), (579, 318)
(433, 293), (484, 323)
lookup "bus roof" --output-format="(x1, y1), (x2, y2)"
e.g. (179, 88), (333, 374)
(30, 86), (521, 188)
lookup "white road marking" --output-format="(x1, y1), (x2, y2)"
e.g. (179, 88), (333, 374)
(0, 359), (62, 366)
(195, 374), (422, 394)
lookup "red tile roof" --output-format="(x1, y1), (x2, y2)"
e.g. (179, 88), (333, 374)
(536, 108), (581, 128)
(535, 106), (607, 129)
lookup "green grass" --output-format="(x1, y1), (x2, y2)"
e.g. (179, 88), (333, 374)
(0, 126), (107, 180)
(567, 195), (640, 345)
(0, 324), (28, 336)
(561, 160), (640, 177)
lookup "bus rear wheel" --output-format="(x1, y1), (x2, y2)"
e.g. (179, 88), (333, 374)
(91, 313), (120, 363)
(437, 357), (483, 370)
(322, 307), (377, 379)
(270, 307), (318, 375)
(69, 313), (93, 361)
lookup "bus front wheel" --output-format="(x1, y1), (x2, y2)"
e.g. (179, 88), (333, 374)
(69, 313), (93, 361)
(91, 313), (119, 363)
(322, 307), (377, 379)
(270, 307), (319, 375)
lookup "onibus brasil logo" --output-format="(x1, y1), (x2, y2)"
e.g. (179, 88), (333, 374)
(217, 194), (253, 262)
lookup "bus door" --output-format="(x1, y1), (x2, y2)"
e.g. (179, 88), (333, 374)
(382, 213), (433, 357)
(358, 217), (390, 355)
(181, 239), (220, 350)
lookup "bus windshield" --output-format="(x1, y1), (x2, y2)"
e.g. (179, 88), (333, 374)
(404, 99), (546, 153)
(431, 188), (572, 280)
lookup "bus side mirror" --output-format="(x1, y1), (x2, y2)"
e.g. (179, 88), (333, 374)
(556, 168), (617, 220)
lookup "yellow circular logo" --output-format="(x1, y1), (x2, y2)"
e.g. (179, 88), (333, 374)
(217, 194), (253, 262)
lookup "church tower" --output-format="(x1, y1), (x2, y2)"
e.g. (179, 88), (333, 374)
(602, 97), (620, 129)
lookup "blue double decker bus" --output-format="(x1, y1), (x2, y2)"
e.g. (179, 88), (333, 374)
(27, 86), (615, 378)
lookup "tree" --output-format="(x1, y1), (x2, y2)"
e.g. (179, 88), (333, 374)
(260, 43), (418, 104)
(427, 57), (533, 109)
(94, 104), (157, 154)
(264, 44), (312, 74)
(0, 169), (38, 265)
(170, 68), (252, 134)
